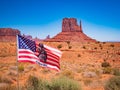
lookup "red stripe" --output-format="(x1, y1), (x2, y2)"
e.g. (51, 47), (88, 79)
(18, 60), (36, 64)
(47, 57), (59, 64)
(45, 49), (60, 59)
(19, 56), (39, 60)
(46, 59), (60, 66)
(47, 52), (60, 60)
(19, 51), (33, 54)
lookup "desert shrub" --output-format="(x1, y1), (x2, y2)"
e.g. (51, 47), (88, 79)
(82, 46), (86, 49)
(110, 44), (114, 47)
(103, 42), (106, 44)
(18, 65), (24, 72)
(99, 44), (102, 47)
(104, 76), (120, 90)
(57, 44), (62, 49)
(26, 75), (39, 90)
(96, 41), (100, 44)
(101, 61), (110, 68)
(37, 79), (50, 90)
(77, 54), (81, 57)
(51, 76), (81, 90)
(116, 52), (120, 55)
(113, 68), (120, 76)
(94, 47), (97, 50)
(25, 75), (81, 90)
(103, 67), (112, 74)
(26, 75), (50, 90)
(69, 46), (72, 49)
(66, 41), (70, 45)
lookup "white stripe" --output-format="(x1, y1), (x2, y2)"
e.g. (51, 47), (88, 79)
(18, 53), (38, 58)
(44, 45), (62, 57)
(47, 56), (59, 62)
(18, 58), (38, 62)
(18, 49), (34, 54)
(46, 60), (59, 66)
(47, 64), (60, 71)
(36, 60), (60, 71)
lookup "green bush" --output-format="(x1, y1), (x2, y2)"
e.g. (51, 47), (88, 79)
(25, 76), (81, 90)
(113, 68), (120, 76)
(104, 76), (120, 90)
(51, 76), (81, 90)
(18, 65), (24, 72)
(26, 75), (39, 90)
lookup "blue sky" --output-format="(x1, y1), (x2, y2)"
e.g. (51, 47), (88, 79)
(0, 0), (120, 41)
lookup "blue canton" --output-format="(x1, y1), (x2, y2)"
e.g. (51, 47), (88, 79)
(18, 35), (36, 52)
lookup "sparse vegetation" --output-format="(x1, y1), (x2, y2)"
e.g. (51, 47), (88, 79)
(94, 47), (97, 50)
(26, 75), (39, 90)
(25, 75), (81, 90)
(82, 46), (86, 49)
(77, 54), (81, 57)
(51, 76), (81, 90)
(104, 76), (120, 90)
(0, 41), (120, 90)
(101, 61), (110, 68)
(66, 41), (71, 49)
(113, 68), (120, 76)
(66, 41), (70, 45)
(110, 44), (114, 47)
(18, 65), (24, 72)
(69, 46), (72, 49)
(103, 42), (106, 44)
(57, 44), (62, 49)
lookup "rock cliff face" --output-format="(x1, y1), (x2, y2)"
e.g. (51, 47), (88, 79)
(0, 28), (20, 41)
(62, 18), (82, 32)
(46, 18), (96, 42)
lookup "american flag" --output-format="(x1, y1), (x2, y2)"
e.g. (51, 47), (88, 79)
(17, 35), (62, 71)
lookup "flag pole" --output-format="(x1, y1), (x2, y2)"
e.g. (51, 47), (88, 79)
(16, 35), (19, 90)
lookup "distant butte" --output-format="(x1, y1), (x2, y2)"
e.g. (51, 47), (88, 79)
(0, 28), (20, 42)
(45, 18), (96, 42)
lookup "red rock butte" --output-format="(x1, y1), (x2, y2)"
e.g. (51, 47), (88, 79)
(46, 18), (96, 42)
(0, 28), (20, 42)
